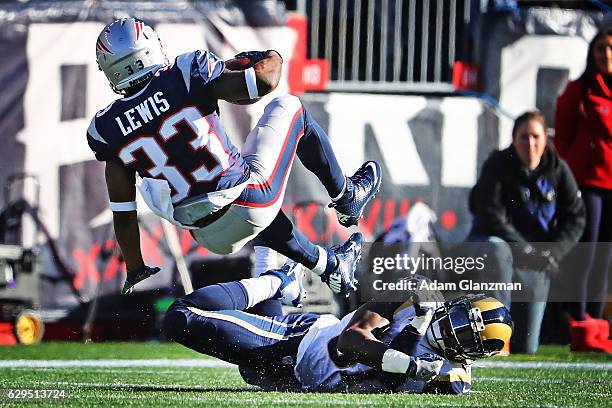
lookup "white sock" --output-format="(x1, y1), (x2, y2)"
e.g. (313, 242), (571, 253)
(253, 246), (278, 277)
(239, 275), (283, 309)
(331, 177), (348, 202)
(311, 245), (329, 276)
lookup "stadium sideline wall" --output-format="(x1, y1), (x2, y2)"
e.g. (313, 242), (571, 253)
(0, 2), (604, 309)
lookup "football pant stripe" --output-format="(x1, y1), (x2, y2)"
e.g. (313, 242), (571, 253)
(233, 107), (304, 208)
(186, 307), (310, 340)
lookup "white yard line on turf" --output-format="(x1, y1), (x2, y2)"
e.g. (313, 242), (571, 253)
(0, 359), (611, 370)
(480, 377), (611, 386)
(0, 359), (236, 368)
(473, 361), (612, 370)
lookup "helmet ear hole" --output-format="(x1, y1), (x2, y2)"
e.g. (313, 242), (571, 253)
(482, 338), (505, 354)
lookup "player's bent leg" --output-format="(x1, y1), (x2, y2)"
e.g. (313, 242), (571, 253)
(257, 210), (364, 296)
(299, 103), (382, 227)
(194, 93), (366, 294)
(163, 262), (304, 331)
(298, 105), (346, 198)
(235, 94), (351, 220)
(164, 296), (318, 367)
(249, 242), (283, 316)
(173, 269), (297, 311)
(256, 210), (330, 272)
(191, 94), (312, 254)
(170, 281), (251, 312)
(245, 299), (284, 317)
(237, 94), (305, 212)
(245, 244), (285, 317)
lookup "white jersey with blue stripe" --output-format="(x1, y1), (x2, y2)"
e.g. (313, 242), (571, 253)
(294, 306), (472, 394)
(294, 312), (369, 390)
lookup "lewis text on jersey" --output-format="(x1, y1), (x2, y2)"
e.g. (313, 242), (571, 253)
(115, 91), (170, 136)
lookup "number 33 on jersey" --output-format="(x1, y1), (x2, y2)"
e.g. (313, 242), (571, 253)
(86, 50), (250, 204)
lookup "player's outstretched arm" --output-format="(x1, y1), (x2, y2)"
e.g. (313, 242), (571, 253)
(209, 50), (283, 103)
(105, 162), (160, 294)
(337, 277), (445, 382)
(337, 301), (397, 367)
(105, 161), (144, 272)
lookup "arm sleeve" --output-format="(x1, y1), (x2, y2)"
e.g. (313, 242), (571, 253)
(554, 80), (581, 158)
(471, 154), (530, 251)
(175, 50), (226, 92)
(87, 133), (112, 162)
(86, 116), (122, 164)
(548, 159), (586, 260)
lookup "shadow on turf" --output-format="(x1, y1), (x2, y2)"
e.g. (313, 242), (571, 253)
(81, 384), (265, 393)
(78, 385), (402, 396)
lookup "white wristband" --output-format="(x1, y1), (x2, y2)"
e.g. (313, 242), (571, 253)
(109, 201), (137, 212)
(244, 67), (259, 99)
(381, 348), (412, 374)
(409, 314), (433, 335)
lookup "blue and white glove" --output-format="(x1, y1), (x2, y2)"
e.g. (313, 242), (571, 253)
(381, 350), (444, 383)
(407, 354), (445, 382)
(409, 276), (445, 334)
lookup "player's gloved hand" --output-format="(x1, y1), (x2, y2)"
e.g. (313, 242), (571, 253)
(408, 275), (445, 317)
(121, 265), (160, 295)
(414, 298), (445, 317)
(234, 50), (283, 64)
(407, 354), (444, 382)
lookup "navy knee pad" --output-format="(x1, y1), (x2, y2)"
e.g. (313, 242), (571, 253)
(163, 307), (189, 342)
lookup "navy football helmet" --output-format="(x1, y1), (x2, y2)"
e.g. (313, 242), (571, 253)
(426, 294), (513, 363)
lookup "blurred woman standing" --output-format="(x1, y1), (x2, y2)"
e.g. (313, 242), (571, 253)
(555, 27), (612, 353)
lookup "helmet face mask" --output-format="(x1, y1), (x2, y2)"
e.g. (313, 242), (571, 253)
(96, 18), (168, 94)
(426, 294), (513, 363)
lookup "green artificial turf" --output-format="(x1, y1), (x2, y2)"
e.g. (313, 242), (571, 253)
(0, 342), (610, 407)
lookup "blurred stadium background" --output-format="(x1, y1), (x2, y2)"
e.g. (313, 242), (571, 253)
(0, 0), (610, 405)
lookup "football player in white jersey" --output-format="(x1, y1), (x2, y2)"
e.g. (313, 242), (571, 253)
(87, 18), (382, 302)
(163, 265), (513, 394)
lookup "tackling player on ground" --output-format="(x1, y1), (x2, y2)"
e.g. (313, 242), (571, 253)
(163, 264), (513, 394)
(87, 18), (382, 299)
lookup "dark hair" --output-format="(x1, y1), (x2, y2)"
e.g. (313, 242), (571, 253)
(512, 110), (547, 138)
(576, 27), (612, 116)
(580, 27), (612, 86)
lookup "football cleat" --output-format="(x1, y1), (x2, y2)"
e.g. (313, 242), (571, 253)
(426, 294), (513, 363)
(121, 265), (160, 295)
(320, 233), (363, 296)
(330, 161), (382, 227)
(262, 260), (306, 307)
